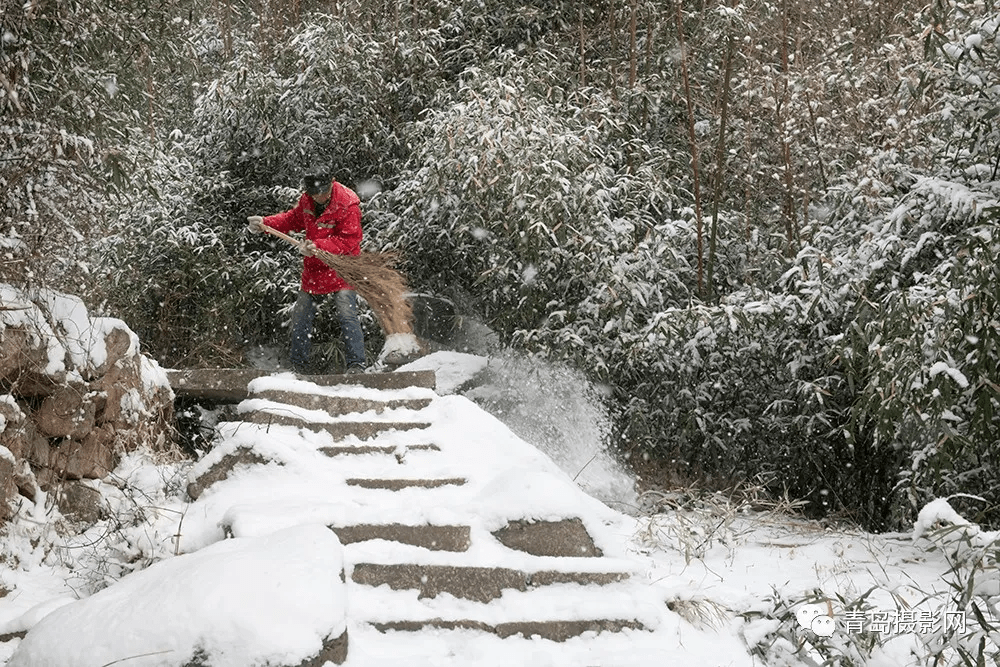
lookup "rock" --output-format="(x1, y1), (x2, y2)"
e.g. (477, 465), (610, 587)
(22, 427), (51, 470)
(0, 328), (49, 384)
(0, 449), (16, 521)
(94, 326), (133, 377)
(93, 362), (139, 427)
(0, 286), (174, 525)
(12, 461), (38, 501)
(0, 397), (27, 459)
(409, 294), (457, 343)
(80, 424), (117, 478)
(53, 482), (103, 525)
(48, 427), (117, 481)
(35, 383), (95, 439)
(301, 630), (348, 667)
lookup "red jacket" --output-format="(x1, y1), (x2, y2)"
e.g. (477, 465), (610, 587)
(264, 181), (362, 294)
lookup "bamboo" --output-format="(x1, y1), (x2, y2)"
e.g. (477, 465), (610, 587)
(674, 0), (705, 297)
(628, 0), (638, 89)
(708, 23), (736, 301)
(260, 225), (414, 335)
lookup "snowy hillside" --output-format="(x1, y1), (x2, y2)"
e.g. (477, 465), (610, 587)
(0, 352), (993, 666)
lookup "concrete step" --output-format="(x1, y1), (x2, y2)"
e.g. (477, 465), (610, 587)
(331, 524), (471, 552)
(350, 563), (630, 603)
(318, 443), (440, 457)
(241, 411), (430, 440)
(368, 618), (643, 642)
(345, 477), (466, 491)
(168, 368), (436, 401)
(250, 389), (432, 416)
(351, 569), (657, 641)
(492, 518), (603, 558)
(187, 448), (272, 500)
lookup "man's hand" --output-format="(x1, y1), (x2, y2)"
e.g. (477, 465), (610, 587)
(297, 240), (318, 257)
(247, 215), (264, 233)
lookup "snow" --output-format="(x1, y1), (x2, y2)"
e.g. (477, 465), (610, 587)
(7, 525), (346, 667)
(0, 285), (64, 376)
(0, 352), (991, 666)
(396, 351), (488, 394)
(378, 332), (422, 362)
(928, 360), (970, 388)
(0, 284), (146, 382)
(911, 497), (1000, 545)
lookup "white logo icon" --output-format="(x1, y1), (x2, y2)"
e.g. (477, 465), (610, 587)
(796, 603), (836, 637)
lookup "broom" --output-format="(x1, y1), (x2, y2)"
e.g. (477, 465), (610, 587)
(260, 224), (414, 336)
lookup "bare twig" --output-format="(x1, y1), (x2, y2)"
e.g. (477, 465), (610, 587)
(100, 650), (174, 666)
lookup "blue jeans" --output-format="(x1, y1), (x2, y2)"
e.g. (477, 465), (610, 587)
(290, 290), (365, 371)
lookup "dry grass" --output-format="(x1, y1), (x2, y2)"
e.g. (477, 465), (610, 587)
(635, 477), (813, 563)
(666, 596), (731, 631)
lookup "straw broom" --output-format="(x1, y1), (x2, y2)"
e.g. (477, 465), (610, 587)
(261, 224), (413, 335)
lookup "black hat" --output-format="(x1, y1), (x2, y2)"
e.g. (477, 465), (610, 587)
(303, 170), (332, 196)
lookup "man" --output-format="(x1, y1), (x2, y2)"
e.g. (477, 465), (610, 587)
(248, 169), (366, 375)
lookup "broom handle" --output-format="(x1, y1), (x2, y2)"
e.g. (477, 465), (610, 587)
(260, 224), (303, 248)
(260, 223), (346, 272)
(261, 223), (327, 260)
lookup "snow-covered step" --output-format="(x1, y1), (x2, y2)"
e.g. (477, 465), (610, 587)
(210, 420), (441, 460)
(350, 577), (664, 641)
(491, 517), (603, 557)
(369, 617), (643, 642)
(350, 562), (631, 603)
(331, 524), (471, 552)
(250, 389), (433, 416)
(240, 408), (431, 440)
(289, 369), (437, 391)
(345, 477), (467, 490)
(167, 367), (437, 400)
(318, 442), (441, 457)
(343, 538), (638, 575)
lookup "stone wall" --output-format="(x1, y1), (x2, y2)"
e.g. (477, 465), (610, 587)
(0, 285), (174, 522)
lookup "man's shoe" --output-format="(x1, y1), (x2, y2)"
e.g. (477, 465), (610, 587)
(345, 364), (366, 375)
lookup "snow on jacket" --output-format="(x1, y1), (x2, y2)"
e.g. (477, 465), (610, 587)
(263, 180), (362, 294)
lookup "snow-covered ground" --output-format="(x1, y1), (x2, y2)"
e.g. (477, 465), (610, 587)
(0, 351), (992, 666)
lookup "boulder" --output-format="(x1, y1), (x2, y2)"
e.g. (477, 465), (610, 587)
(12, 461), (38, 501)
(48, 427), (117, 481)
(21, 426), (52, 470)
(409, 293), (458, 343)
(93, 360), (142, 428)
(0, 397), (27, 459)
(93, 325), (133, 377)
(0, 328), (50, 384)
(35, 383), (95, 439)
(0, 448), (16, 521)
(0, 285), (174, 517)
(53, 482), (103, 525)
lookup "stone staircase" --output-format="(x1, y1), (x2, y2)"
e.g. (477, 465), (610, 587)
(182, 369), (664, 660)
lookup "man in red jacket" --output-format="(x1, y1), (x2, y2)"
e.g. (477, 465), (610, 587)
(248, 169), (366, 374)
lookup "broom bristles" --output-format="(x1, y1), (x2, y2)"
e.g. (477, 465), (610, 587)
(314, 250), (414, 335)
(260, 224), (414, 335)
